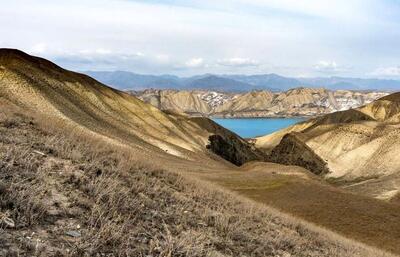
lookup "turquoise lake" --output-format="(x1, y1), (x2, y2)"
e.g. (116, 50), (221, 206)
(212, 118), (304, 138)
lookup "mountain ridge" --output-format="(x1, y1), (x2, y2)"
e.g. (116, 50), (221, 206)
(133, 88), (389, 118)
(85, 70), (400, 91)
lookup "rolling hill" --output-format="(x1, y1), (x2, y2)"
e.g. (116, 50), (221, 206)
(256, 92), (400, 201)
(0, 49), (264, 164)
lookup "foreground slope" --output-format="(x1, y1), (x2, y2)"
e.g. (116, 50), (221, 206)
(256, 93), (400, 200)
(1, 49), (400, 256)
(0, 49), (205, 156)
(4, 107), (392, 256)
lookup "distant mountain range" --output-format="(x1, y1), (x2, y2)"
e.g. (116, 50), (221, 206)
(84, 71), (400, 92)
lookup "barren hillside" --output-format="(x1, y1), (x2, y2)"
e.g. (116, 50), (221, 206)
(256, 93), (400, 201)
(0, 49), (263, 165)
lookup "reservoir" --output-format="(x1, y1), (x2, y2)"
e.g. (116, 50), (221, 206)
(212, 118), (304, 138)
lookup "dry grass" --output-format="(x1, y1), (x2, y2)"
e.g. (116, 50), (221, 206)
(205, 168), (400, 254)
(0, 105), (395, 257)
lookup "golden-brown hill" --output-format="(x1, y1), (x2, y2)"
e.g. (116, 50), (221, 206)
(256, 93), (400, 201)
(0, 48), (263, 165)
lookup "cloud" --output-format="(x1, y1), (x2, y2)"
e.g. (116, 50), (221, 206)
(371, 66), (400, 77)
(217, 58), (259, 67)
(51, 51), (177, 74)
(79, 48), (113, 55)
(154, 54), (171, 64)
(30, 43), (47, 54)
(185, 58), (204, 68)
(1, 0), (399, 77)
(313, 60), (352, 74)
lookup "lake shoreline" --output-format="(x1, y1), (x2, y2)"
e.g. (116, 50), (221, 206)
(209, 115), (314, 119)
(212, 117), (304, 138)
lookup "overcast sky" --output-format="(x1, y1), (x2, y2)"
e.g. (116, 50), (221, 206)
(1, 0), (400, 78)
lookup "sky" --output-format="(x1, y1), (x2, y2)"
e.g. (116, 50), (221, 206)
(1, 0), (400, 78)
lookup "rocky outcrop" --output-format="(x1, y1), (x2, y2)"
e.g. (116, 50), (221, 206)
(266, 133), (329, 175)
(189, 117), (267, 166)
(207, 134), (266, 166)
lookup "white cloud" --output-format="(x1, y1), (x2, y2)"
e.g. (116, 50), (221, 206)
(313, 61), (344, 73)
(30, 43), (47, 54)
(79, 48), (112, 55)
(314, 61), (337, 70)
(1, 0), (399, 76)
(95, 48), (112, 55)
(371, 66), (400, 77)
(217, 58), (259, 67)
(50, 50), (179, 74)
(155, 54), (171, 64)
(231, 0), (372, 23)
(185, 58), (204, 68)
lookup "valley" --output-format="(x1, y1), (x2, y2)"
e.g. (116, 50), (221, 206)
(1, 49), (400, 256)
(4, 0), (400, 256)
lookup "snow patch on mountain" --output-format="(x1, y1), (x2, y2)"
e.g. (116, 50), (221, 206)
(200, 91), (233, 108)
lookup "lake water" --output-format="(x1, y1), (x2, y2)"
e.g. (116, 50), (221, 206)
(212, 118), (304, 138)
